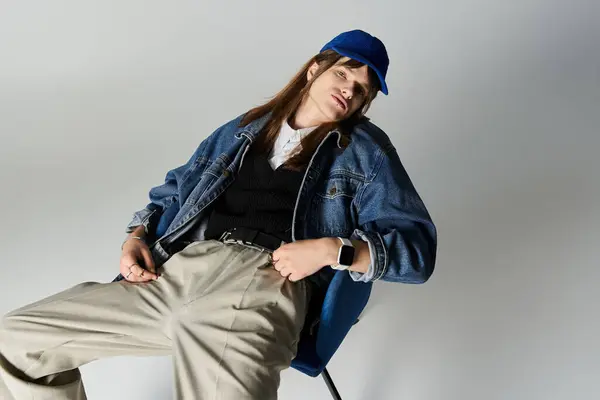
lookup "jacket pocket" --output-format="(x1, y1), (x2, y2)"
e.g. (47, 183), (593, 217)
(183, 156), (229, 206)
(311, 175), (362, 236)
(202, 154), (230, 178)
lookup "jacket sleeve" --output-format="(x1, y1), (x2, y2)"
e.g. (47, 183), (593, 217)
(348, 144), (437, 284)
(124, 119), (232, 237)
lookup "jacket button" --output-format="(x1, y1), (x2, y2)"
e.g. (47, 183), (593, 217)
(223, 170), (230, 177)
(329, 187), (337, 195)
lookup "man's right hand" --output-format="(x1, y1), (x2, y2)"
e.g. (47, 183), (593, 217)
(120, 231), (159, 282)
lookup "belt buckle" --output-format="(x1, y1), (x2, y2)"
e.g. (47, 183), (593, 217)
(219, 230), (233, 242)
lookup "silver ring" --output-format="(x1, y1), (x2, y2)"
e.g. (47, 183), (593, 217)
(125, 270), (133, 279)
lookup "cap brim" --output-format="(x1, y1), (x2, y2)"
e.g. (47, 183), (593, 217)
(332, 46), (388, 95)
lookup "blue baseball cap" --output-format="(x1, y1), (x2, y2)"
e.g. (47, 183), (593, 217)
(320, 29), (389, 95)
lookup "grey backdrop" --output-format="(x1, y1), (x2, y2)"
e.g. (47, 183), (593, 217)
(1, 1), (598, 399)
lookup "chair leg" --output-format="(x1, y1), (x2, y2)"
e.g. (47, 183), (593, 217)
(321, 368), (342, 400)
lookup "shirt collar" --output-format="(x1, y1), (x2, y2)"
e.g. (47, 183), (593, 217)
(280, 120), (318, 141)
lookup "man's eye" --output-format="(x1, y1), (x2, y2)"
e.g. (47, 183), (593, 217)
(337, 70), (346, 78)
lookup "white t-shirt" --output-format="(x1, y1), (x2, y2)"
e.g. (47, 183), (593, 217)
(267, 120), (317, 170)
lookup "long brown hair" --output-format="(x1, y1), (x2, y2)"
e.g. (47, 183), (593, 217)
(240, 50), (380, 171)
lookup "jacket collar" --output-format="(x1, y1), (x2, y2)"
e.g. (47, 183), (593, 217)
(234, 112), (272, 142)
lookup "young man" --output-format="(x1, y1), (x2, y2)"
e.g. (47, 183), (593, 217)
(0, 30), (437, 399)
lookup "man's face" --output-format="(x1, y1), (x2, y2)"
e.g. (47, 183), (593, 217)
(305, 58), (372, 123)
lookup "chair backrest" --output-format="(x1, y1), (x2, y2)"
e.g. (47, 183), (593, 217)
(291, 270), (372, 376)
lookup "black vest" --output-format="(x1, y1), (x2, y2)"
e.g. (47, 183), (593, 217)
(204, 145), (304, 242)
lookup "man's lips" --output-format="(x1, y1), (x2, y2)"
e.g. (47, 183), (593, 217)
(331, 94), (347, 110)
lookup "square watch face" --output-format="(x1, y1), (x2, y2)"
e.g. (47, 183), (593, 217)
(339, 245), (355, 266)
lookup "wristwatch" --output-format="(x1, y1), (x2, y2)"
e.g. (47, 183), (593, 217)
(331, 237), (355, 270)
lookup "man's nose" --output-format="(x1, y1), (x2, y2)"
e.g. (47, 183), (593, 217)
(342, 86), (354, 99)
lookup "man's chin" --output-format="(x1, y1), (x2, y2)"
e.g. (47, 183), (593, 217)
(325, 108), (347, 122)
(315, 102), (347, 123)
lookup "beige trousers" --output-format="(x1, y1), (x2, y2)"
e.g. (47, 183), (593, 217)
(0, 240), (310, 400)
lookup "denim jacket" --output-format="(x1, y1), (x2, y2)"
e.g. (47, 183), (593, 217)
(121, 112), (437, 284)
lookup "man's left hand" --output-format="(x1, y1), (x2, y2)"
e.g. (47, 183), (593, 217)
(271, 238), (338, 282)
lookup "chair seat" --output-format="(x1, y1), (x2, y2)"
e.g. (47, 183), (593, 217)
(291, 331), (322, 377)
